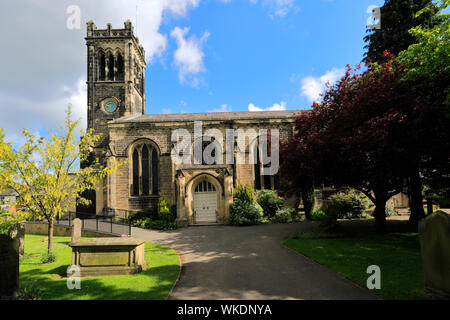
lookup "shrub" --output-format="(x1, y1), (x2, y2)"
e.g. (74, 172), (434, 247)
(158, 196), (174, 222)
(132, 218), (177, 230)
(311, 208), (338, 232)
(438, 198), (450, 208)
(16, 278), (45, 300)
(40, 253), (56, 264)
(229, 199), (264, 226)
(128, 208), (157, 222)
(0, 212), (24, 236)
(322, 189), (369, 219)
(271, 208), (296, 223)
(385, 204), (398, 217)
(234, 184), (255, 203)
(256, 189), (284, 218)
(368, 204), (398, 218)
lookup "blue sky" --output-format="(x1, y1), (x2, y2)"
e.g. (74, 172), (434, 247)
(146, 0), (384, 114)
(0, 0), (384, 145)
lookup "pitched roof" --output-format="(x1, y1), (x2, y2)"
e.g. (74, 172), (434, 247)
(0, 189), (19, 197)
(110, 110), (302, 124)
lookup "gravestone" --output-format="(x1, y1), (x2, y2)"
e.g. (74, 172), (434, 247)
(0, 226), (23, 298)
(10, 224), (25, 258)
(71, 218), (82, 243)
(419, 210), (450, 296)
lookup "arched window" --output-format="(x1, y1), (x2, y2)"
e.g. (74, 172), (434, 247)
(132, 149), (139, 196)
(152, 148), (158, 194)
(142, 145), (149, 195)
(108, 53), (115, 81)
(130, 142), (159, 196)
(253, 143), (262, 190)
(195, 181), (216, 193)
(117, 53), (124, 81)
(99, 52), (106, 81)
(193, 138), (218, 165)
(253, 136), (279, 190)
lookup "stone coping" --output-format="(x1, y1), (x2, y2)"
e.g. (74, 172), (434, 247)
(69, 237), (145, 247)
(110, 110), (301, 124)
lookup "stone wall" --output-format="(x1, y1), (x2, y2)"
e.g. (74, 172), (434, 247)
(25, 222), (116, 238)
(107, 118), (295, 214)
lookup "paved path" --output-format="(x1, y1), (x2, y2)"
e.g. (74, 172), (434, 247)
(132, 222), (378, 300)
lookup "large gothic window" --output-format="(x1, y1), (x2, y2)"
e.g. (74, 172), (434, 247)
(107, 52), (115, 81)
(99, 52), (106, 81)
(142, 145), (150, 195)
(152, 148), (159, 194)
(132, 149), (139, 196)
(131, 142), (159, 196)
(117, 53), (124, 81)
(193, 138), (218, 165)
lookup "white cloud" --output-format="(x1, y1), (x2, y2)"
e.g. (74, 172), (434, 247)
(0, 0), (199, 142)
(208, 104), (232, 112)
(300, 67), (345, 103)
(170, 26), (210, 87)
(264, 0), (298, 19)
(248, 101), (287, 112)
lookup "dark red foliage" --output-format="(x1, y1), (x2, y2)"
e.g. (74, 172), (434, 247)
(280, 52), (449, 231)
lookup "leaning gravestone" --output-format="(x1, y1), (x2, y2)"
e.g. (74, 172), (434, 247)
(419, 210), (450, 296)
(0, 225), (23, 298)
(71, 218), (82, 243)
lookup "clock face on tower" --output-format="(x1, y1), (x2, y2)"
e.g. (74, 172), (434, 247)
(105, 101), (117, 113)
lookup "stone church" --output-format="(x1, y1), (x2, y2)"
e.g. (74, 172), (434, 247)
(84, 20), (299, 226)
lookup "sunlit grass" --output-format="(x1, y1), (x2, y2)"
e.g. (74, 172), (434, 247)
(20, 234), (180, 300)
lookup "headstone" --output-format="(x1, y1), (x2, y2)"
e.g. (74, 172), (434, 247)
(419, 210), (450, 296)
(0, 233), (20, 298)
(10, 223), (25, 258)
(71, 218), (82, 243)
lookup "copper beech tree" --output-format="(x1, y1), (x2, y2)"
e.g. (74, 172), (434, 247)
(280, 53), (449, 232)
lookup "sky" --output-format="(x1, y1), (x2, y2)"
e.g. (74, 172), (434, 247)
(0, 0), (384, 144)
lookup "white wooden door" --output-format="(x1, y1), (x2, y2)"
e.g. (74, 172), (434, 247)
(194, 181), (217, 223)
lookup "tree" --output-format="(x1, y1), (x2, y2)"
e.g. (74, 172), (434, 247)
(397, 0), (450, 222)
(364, 0), (438, 64)
(365, 0), (447, 224)
(282, 58), (424, 232)
(0, 106), (122, 254)
(280, 109), (319, 220)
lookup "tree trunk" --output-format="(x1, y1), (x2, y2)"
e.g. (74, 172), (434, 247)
(426, 197), (433, 215)
(408, 170), (425, 225)
(373, 194), (387, 233)
(301, 183), (315, 220)
(48, 218), (54, 254)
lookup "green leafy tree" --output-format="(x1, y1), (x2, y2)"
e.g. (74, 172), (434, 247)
(0, 106), (122, 254)
(397, 0), (450, 221)
(364, 0), (438, 63)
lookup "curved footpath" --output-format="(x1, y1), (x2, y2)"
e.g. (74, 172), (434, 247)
(132, 222), (377, 300)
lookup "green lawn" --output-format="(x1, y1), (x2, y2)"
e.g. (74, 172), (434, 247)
(284, 233), (426, 300)
(20, 234), (180, 300)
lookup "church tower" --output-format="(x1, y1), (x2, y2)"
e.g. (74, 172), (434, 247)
(85, 20), (146, 148)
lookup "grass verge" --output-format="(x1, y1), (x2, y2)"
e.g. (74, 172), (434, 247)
(284, 232), (426, 300)
(20, 234), (180, 300)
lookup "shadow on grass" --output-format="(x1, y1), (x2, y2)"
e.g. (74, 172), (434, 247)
(19, 236), (180, 300)
(19, 264), (179, 300)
